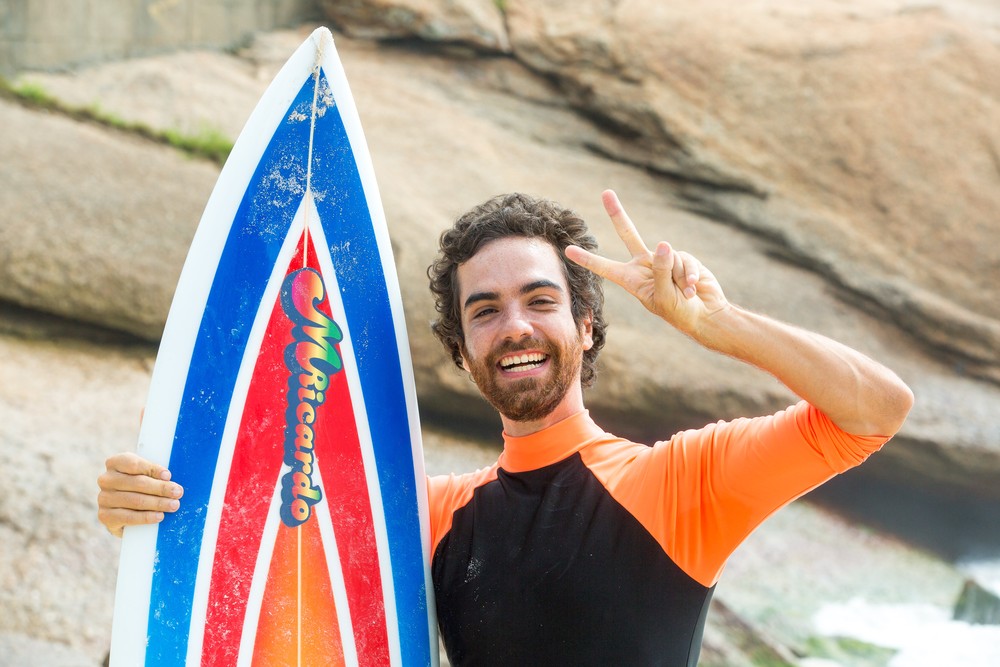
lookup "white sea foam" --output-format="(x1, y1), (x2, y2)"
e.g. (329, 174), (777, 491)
(813, 597), (1000, 667)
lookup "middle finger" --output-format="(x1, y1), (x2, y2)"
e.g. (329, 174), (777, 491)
(602, 190), (650, 259)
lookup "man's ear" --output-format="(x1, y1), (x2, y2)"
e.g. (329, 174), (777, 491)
(580, 311), (594, 351)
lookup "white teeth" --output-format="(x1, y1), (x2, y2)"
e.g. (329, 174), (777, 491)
(500, 352), (546, 371)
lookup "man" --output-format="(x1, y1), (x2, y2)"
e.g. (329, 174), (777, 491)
(99, 190), (913, 666)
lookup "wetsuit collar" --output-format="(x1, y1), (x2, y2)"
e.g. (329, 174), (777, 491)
(499, 410), (606, 473)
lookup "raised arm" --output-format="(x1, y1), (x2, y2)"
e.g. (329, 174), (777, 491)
(565, 190), (913, 437)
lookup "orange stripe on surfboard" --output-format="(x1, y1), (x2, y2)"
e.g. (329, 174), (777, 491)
(251, 520), (345, 666)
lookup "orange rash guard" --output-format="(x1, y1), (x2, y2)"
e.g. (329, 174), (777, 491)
(427, 401), (888, 666)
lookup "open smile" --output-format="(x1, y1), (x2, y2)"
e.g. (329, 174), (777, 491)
(497, 352), (549, 374)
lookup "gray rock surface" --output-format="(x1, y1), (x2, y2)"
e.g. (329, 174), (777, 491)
(0, 98), (214, 341)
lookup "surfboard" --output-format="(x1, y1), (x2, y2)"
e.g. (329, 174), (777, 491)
(109, 27), (437, 666)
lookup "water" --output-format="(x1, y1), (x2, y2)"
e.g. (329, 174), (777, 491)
(813, 560), (1000, 667)
(805, 470), (1000, 665)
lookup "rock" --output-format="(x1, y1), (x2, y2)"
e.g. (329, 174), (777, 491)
(9, 22), (1000, 506)
(700, 599), (798, 667)
(317, 0), (511, 52)
(0, 97), (215, 341)
(0, 632), (98, 667)
(719, 498), (965, 652)
(799, 636), (897, 667)
(0, 333), (150, 664)
(954, 578), (1000, 625)
(503, 0), (1000, 384)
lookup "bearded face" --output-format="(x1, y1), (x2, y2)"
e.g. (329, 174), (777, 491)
(456, 238), (593, 429)
(461, 333), (585, 423)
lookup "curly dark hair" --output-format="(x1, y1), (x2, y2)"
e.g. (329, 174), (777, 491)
(427, 193), (607, 387)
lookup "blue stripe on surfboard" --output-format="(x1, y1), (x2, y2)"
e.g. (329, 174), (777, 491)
(148, 79), (314, 664)
(310, 75), (430, 666)
(148, 69), (431, 665)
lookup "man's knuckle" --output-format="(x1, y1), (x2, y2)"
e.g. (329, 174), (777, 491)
(134, 493), (155, 511)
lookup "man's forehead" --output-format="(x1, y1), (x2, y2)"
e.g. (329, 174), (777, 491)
(457, 237), (568, 297)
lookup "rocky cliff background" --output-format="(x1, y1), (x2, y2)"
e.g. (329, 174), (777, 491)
(1, 1), (999, 665)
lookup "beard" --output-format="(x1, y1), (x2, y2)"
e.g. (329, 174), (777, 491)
(463, 336), (583, 423)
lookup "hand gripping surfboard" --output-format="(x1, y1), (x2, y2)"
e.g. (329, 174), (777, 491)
(109, 27), (437, 667)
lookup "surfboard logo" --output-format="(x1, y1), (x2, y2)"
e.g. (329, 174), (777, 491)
(279, 266), (343, 527)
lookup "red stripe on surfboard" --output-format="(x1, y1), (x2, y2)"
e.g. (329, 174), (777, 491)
(200, 234), (389, 665)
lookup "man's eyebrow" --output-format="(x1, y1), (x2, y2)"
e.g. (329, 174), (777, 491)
(462, 280), (565, 311)
(463, 290), (499, 310)
(521, 279), (564, 295)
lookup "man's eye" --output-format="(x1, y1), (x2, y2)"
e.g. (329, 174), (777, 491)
(473, 308), (496, 318)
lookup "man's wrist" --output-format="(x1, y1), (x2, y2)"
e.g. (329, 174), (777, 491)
(691, 303), (756, 358)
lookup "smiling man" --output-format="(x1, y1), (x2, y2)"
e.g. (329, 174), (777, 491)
(98, 190), (913, 666)
(454, 237), (593, 429)
(421, 190), (912, 665)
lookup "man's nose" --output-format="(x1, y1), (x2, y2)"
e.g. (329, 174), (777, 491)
(500, 308), (534, 341)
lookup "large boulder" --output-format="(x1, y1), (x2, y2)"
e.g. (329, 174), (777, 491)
(10, 13), (1000, 506)
(340, 0), (1000, 385)
(954, 578), (1000, 625)
(318, 0), (510, 52)
(503, 0), (1000, 385)
(0, 98), (214, 341)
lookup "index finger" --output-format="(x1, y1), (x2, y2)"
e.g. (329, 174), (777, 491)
(602, 189), (650, 259)
(565, 244), (631, 288)
(105, 451), (172, 481)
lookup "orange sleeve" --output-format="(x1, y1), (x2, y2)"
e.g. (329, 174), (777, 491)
(427, 465), (500, 556)
(583, 401), (889, 587)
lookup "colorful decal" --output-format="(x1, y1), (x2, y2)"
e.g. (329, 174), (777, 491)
(279, 267), (342, 527)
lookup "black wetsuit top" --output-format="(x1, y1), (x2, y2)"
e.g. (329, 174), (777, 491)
(427, 406), (887, 665)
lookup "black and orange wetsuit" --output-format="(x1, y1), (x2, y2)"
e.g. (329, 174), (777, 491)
(427, 401), (888, 666)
